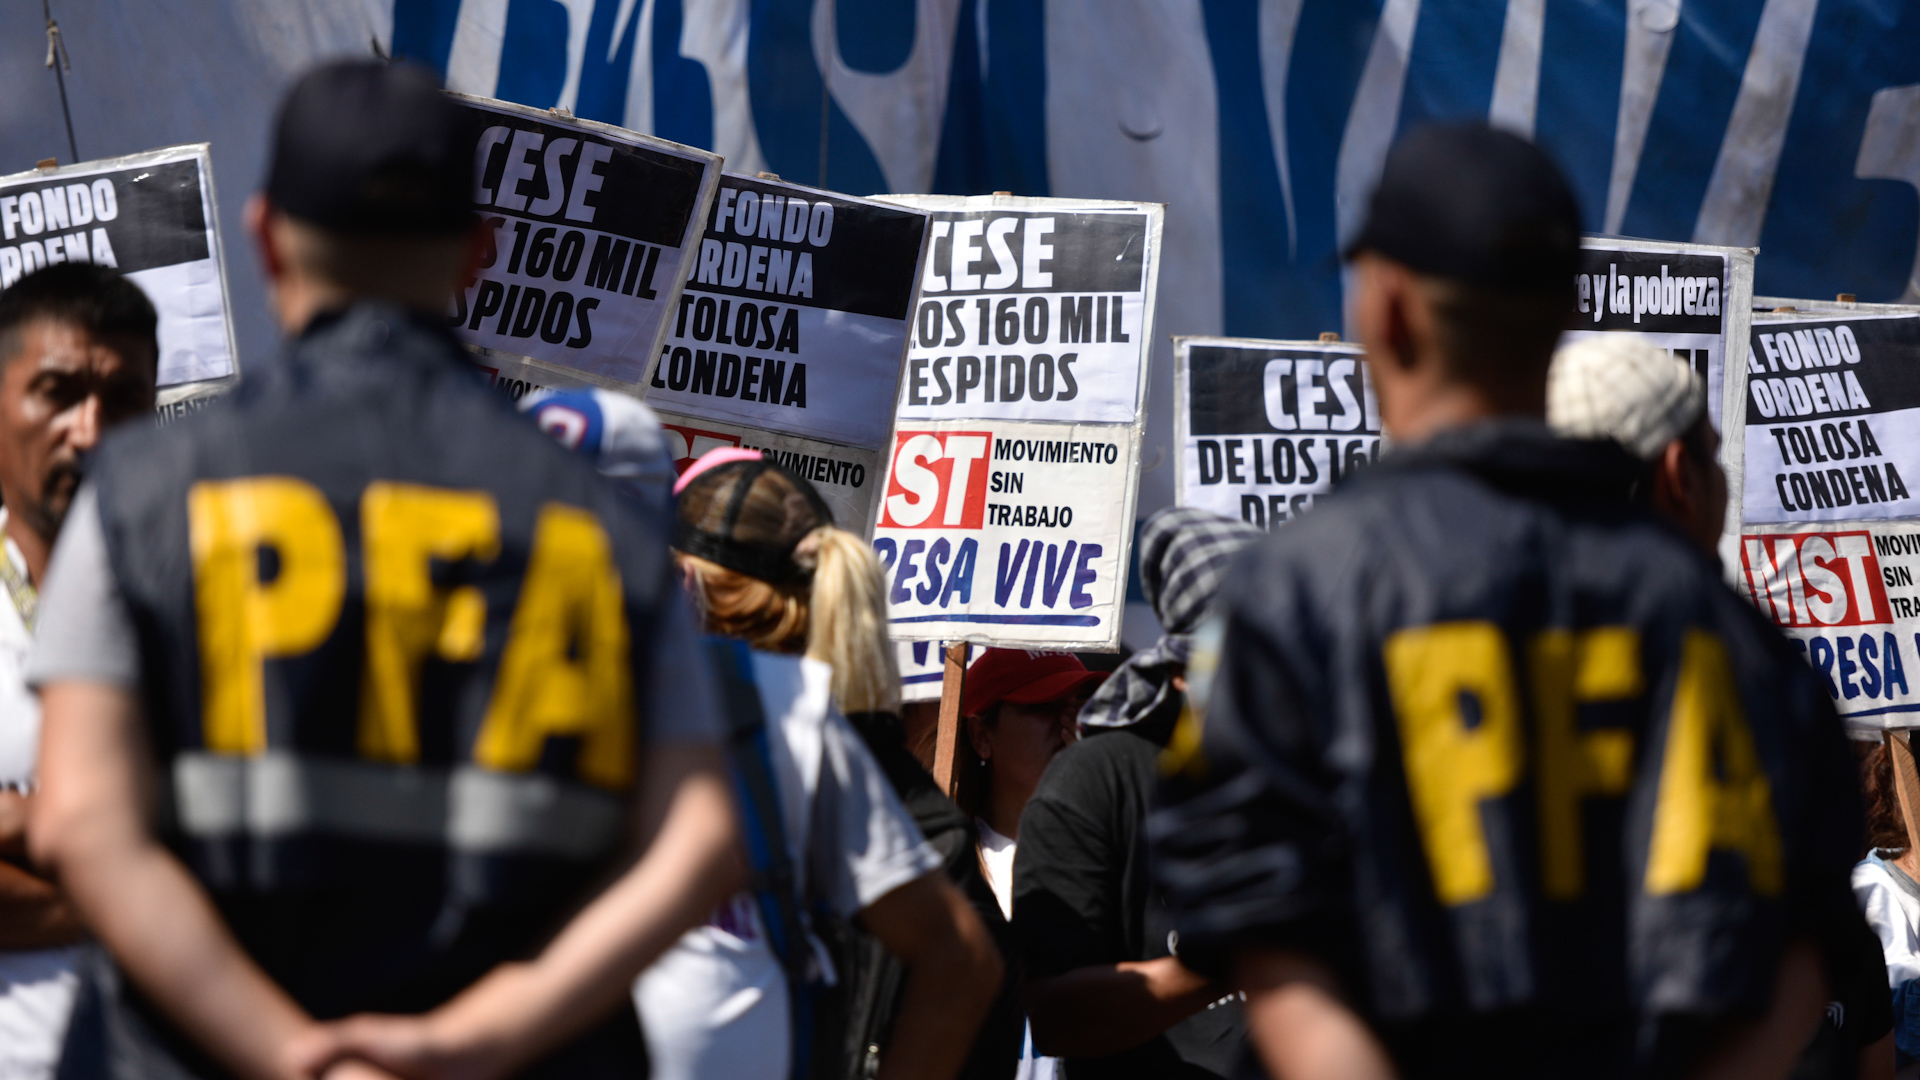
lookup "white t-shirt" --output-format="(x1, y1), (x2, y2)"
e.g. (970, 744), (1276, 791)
(974, 820), (1057, 1080)
(977, 819), (1018, 920)
(0, 514), (39, 785)
(634, 652), (941, 1080)
(1856, 851), (1920, 989)
(0, 509), (79, 1080)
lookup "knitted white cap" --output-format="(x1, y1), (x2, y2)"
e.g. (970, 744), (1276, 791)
(1547, 335), (1706, 461)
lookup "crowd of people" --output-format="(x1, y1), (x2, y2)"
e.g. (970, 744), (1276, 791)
(0, 53), (1917, 1080)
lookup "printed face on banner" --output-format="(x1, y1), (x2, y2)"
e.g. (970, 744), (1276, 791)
(1739, 523), (1920, 722)
(0, 149), (233, 388)
(449, 99), (716, 387)
(1740, 315), (1920, 524)
(1570, 246), (1730, 431)
(645, 176), (927, 449)
(1176, 340), (1381, 529)
(889, 204), (1159, 424)
(874, 419), (1136, 648)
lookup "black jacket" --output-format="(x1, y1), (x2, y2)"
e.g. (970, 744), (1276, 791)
(1150, 421), (1866, 1080)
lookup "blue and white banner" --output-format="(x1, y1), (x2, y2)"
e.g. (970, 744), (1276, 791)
(15, 0), (1920, 514)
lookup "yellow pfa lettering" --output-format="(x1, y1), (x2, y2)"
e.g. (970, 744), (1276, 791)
(1530, 628), (1640, 898)
(189, 477), (346, 754)
(474, 503), (635, 789)
(1385, 621), (1523, 906)
(1645, 631), (1783, 896)
(358, 483), (501, 763)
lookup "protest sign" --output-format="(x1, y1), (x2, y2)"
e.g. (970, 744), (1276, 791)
(873, 419), (1139, 650)
(643, 174), (929, 449)
(878, 195), (1164, 426)
(0, 145), (238, 402)
(653, 411), (881, 537)
(1174, 336), (1380, 530)
(463, 350), (883, 530)
(898, 640), (979, 703)
(1570, 238), (1755, 434)
(1739, 520), (1920, 726)
(448, 94), (720, 392)
(1739, 313), (1920, 525)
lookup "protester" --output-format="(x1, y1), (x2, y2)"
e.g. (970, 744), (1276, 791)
(957, 648), (1107, 1079)
(1549, 333), (1894, 1080)
(1854, 740), (1920, 1070)
(960, 650), (1105, 911)
(634, 453), (1003, 1080)
(26, 60), (741, 1080)
(0, 264), (157, 1080)
(1014, 507), (1255, 1079)
(1547, 335), (1727, 553)
(1149, 121), (1867, 1080)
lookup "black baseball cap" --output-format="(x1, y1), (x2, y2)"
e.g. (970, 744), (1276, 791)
(674, 459), (836, 585)
(1346, 122), (1580, 294)
(265, 59), (474, 236)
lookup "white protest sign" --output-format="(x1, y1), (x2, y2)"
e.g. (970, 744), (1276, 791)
(1174, 336), (1380, 530)
(1739, 520), (1920, 727)
(874, 419), (1138, 650)
(897, 639), (981, 703)
(1571, 238), (1755, 435)
(464, 349), (882, 534)
(1739, 313), (1920, 524)
(654, 411), (882, 538)
(643, 174), (929, 449)
(449, 94), (719, 392)
(0, 145), (238, 402)
(878, 195), (1163, 425)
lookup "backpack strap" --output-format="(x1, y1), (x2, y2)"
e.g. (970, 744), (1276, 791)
(702, 637), (817, 1080)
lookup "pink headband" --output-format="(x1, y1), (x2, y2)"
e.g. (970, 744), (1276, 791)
(674, 447), (764, 494)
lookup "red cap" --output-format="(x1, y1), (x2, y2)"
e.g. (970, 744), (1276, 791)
(961, 648), (1107, 718)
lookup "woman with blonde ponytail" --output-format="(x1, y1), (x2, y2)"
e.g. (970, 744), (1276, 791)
(680, 516), (901, 717)
(628, 452), (1003, 1080)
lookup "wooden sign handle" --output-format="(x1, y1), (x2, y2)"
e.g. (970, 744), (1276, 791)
(1889, 730), (1920, 856)
(933, 643), (968, 797)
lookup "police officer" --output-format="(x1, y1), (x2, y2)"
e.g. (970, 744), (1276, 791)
(1149, 123), (1867, 1080)
(25, 61), (739, 1079)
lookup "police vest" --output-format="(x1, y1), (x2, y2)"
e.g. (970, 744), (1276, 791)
(90, 303), (672, 1045)
(1152, 422), (1864, 1078)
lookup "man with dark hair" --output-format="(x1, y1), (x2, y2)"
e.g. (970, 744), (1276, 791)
(0, 262), (156, 1080)
(25, 61), (740, 1080)
(1150, 122), (1867, 1080)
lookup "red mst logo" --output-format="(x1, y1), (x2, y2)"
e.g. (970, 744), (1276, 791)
(881, 431), (993, 529)
(1742, 530), (1890, 627)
